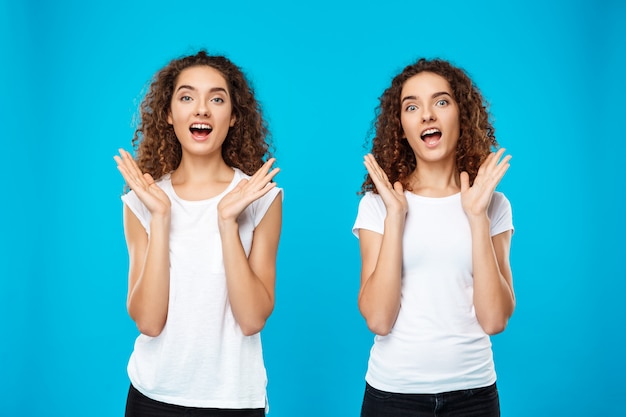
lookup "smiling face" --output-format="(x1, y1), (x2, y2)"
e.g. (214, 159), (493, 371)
(400, 71), (460, 165)
(167, 65), (236, 157)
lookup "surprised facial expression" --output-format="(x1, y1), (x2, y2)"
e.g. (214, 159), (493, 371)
(167, 65), (236, 157)
(400, 71), (460, 163)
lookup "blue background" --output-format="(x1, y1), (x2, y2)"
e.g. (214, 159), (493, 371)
(2, 0), (625, 416)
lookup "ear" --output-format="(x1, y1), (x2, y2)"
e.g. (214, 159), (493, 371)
(167, 110), (173, 125)
(229, 114), (236, 127)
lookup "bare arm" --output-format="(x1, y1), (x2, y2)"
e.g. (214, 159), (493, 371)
(470, 223), (514, 335)
(115, 149), (171, 337)
(461, 148), (515, 334)
(123, 207), (171, 337)
(217, 159), (281, 336)
(357, 154), (407, 335)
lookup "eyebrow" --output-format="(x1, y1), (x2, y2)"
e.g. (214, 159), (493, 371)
(175, 85), (228, 95)
(401, 91), (452, 104)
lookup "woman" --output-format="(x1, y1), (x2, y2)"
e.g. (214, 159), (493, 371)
(353, 58), (514, 416)
(114, 50), (282, 416)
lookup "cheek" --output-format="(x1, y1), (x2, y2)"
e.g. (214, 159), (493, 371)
(400, 113), (411, 131)
(444, 112), (460, 133)
(400, 113), (419, 137)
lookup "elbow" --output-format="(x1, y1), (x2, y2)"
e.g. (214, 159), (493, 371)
(135, 319), (166, 337)
(237, 309), (272, 336)
(361, 310), (395, 336)
(477, 298), (515, 335)
(128, 305), (166, 337)
(482, 321), (508, 335)
(138, 325), (165, 338)
(234, 301), (274, 336)
(478, 315), (511, 335)
(366, 320), (393, 336)
(359, 301), (397, 336)
(239, 318), (267, 336)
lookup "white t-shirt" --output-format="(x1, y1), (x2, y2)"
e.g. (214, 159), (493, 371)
(352, 191), (513, 394)
(122, 168), (282, 408)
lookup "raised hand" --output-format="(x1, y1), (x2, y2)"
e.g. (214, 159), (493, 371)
(364, 153), (408, 217)
(114, 149), (171, 217)
(460, 148), (511, 218)
(217, 158), (280, 226)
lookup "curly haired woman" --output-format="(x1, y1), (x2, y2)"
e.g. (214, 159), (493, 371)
(114, 50), (282, 417)
(353, 58), (514, 417)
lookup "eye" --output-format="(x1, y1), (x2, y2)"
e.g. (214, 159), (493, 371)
(180, 95), (192, 102)
(436, 99), (448, 106)
(211, 97), (225, 104)
(406, 104), (417, 112)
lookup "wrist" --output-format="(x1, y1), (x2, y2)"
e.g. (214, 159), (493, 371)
(466, 212), (490, 229)
(384, 211), (406, 229)
(150, 212), (171, 226)
(218, 217), (239, 234)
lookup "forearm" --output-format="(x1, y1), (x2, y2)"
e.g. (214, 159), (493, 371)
(358, 215), (405, 335)
(469, 215), (515, 334)
(220, 222), (274, 336)
(127, 215), (171, 336)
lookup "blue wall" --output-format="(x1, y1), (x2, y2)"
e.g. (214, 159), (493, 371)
(1, 0), (625, 415)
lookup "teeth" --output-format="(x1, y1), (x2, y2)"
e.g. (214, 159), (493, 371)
(191, 123), (212, 130)
(422, 128), (440, 136)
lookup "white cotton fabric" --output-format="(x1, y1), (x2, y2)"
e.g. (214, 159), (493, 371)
(122, 168), (282, 408)
(352, 191), (513, 394)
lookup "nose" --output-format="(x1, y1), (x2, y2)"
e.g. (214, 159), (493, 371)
(195, 99), (210, 117)
(421, 107), (435, 122)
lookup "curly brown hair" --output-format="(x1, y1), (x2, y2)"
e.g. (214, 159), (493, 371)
(131, 50), (272, 179)
(360, 58), (497, 194)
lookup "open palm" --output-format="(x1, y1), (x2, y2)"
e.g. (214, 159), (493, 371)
(363, 154), (408, 216)
(218, 158), (280, 223)
(114, 149), (171, 216)
(460, 148), (511, 217)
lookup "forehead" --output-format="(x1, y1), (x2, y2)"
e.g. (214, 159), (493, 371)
(175, 65), (229, 91)
(401, 71), (452, 97)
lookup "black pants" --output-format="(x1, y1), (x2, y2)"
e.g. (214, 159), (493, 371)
(125, 385), (265, 417)
(361, 382), (500, 417)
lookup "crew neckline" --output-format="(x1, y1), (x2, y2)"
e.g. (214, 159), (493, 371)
(405, 191), (461, 202)
(163, 168), (239, 204)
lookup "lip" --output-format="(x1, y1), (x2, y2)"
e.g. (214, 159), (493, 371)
(189, 121), (213, 142)
(189, 121), (213, 130)
(420, 126), (442, 148)
(190, 133), (209, 142)
(420, 127), (441, 138)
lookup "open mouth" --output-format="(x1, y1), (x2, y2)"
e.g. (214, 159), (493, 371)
(190, 123), (213, 139)
(421, 128), (441, 146)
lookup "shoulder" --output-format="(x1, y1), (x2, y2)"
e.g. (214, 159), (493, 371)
(488, 191), (514, 234)
(358, 191), (384, 207)
(121, 173), (173, 219)
(232, 168), (283, 226)
(232, 167), (250, 181)
(359, 191), (387, 212)
(156, 172), (172, 186)
(489, 191), (512, 214)
(357, 191), (386, 214)
(353, 191), (386, 236)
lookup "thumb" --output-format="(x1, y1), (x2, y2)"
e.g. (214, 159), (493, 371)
(460, 172), (470, 192)
(143, 173), (157, 186)
(393, 181), (404, 194)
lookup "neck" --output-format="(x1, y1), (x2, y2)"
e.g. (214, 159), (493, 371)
(171, 152), (233, 186)
(407, 161), (460, 197)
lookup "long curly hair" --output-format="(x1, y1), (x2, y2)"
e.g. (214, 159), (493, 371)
(131, 50), (272, 179)
(360, 58), (497, 194)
